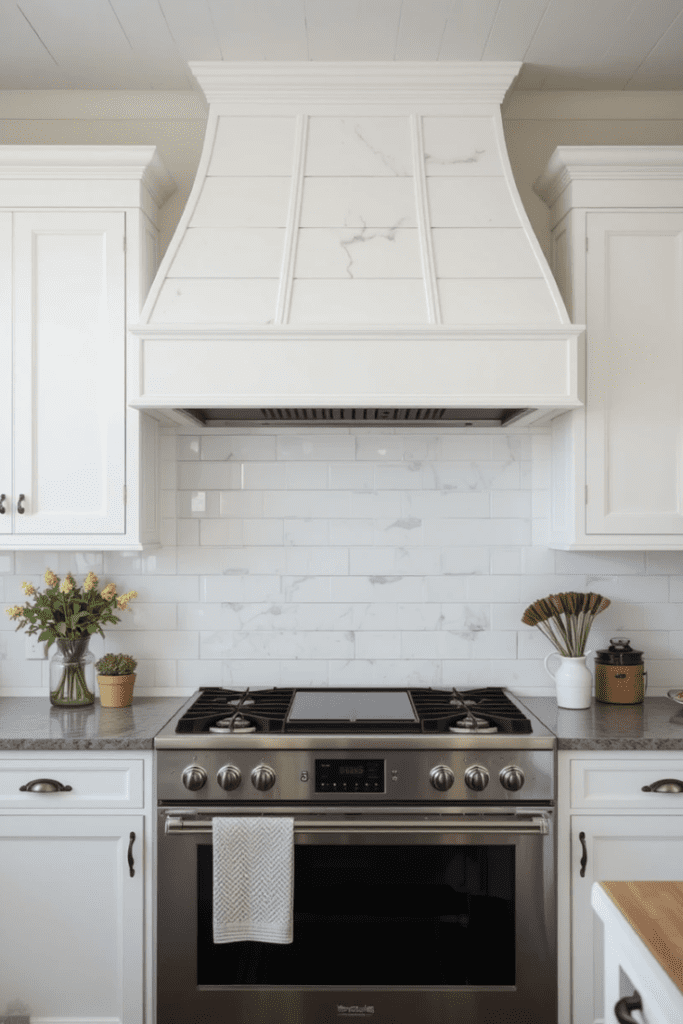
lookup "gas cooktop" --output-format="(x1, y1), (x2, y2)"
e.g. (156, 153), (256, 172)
(155, 686), (556, 750)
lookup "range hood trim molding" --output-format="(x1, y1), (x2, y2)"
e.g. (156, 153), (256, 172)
(189, 60), (523, 106)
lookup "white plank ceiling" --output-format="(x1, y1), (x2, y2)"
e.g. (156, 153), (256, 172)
(1, 0), (682, 91)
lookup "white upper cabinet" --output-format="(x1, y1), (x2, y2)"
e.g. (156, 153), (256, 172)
(0, 146), (174, 549)
(535, 146), (683, 550)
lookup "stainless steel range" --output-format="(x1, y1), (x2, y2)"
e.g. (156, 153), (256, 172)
(156, 686), (556, 1024)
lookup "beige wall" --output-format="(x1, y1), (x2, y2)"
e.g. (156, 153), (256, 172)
(1, 88), (682, 259)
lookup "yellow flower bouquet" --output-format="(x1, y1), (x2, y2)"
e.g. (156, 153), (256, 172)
(6, 570), (137, 706)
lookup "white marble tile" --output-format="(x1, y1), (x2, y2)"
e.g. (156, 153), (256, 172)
(179, 461), (242, 491)
(242, 462), (287, 490)
(490, 548), (522, 574)
(177, 435), (200, 461)
(284, 519), (330, 546)
(329, 463), (375, 490)
(111, 629), (199, 660)
(285, 547), (348, 575)
(305, 117), (412, 176)
(356, 436), (404, 461)
(199, 519), (245, 546)
(554, 550), (646, 576)
(109, 602), (176, 631)
(281, 661), (330, 686)
(177, 519), (200, 546)
(277, 434), (356, 461)
(219, 491), (265, 517)
(201, 630), (355, 660)
(375, 462), (424, 490)
(331, 575), (425, 603)
(402, 630), (517, 659)
(466, 576), (521, 602)
(242, 519), (284, 546)
(203, 435), (277, 462)
(282, 576), (332, 603)
(211, 116), (296, 176)
(300, 177), (417, 228)
(264, 490), (351, 518)
(491, 491), (532, 518)
(328, 660), (442, 688)
(177, 490), (221, 518)
(349, 547), (440, 576)
(412, 492), (490, 519)
(355, 631), (402, 659)
(286, 462), (329, 489)
(372, 517), (424, 546)
(329, 518), (374, 546)
(440, 604), (491, 631)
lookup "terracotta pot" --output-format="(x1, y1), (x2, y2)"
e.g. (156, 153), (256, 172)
(97, 673), (136, 708)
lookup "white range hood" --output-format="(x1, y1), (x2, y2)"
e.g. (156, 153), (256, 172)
(131, 61), (582, 427)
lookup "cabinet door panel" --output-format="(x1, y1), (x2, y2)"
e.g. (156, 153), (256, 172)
(0, 814), (143, 1024)
(13, 211), (125, 534)
(586, 212), (683, 535)
(572, 815), (683, 1024)
(0, 213), (11, 534)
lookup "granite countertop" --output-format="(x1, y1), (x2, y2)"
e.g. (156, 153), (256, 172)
(519, 696), (683, 750)
(0, 696), (187, 750)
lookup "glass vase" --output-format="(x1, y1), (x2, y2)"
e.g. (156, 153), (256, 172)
(50, 637), (95, 707)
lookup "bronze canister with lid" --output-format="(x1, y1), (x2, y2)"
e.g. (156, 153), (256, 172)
(595, 638), (647, 704)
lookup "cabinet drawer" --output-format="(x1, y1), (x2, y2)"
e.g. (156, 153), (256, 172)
(570, 758), (683, 810)
(0, 758), (144, 809)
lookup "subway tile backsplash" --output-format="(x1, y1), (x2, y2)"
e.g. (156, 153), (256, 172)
(2, 425), (682, 697)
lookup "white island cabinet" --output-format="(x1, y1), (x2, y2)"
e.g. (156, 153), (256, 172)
(558, 750), (683, 1024)
(0, 147), (174, 549)
(0, 750), (154, 1024)
(534, 147), (683, 550)
(592, 881), (683, 1024)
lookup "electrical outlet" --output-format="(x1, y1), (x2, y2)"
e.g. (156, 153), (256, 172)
(24, 635), (46, 660)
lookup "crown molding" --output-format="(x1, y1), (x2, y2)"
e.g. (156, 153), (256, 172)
(189, 61), (522, 107)
(0, 145), (175, 206)
(534, 145), (683, 205)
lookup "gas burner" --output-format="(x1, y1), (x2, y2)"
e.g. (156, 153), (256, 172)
(208, 714), (257, 734)
(449, 697), (477, 706)
(449, 714), (499, 735)
(227, 697), (255, 706)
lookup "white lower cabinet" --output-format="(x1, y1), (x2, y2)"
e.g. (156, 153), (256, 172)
(559, 752), (683, 1024)
(0, 751), (154, 1024)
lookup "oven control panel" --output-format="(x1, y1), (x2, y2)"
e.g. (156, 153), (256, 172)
(315, 759), (384, 793)
(157, 749), (554, 803)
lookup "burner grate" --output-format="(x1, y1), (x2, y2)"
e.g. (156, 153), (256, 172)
(410, 687), (532, 734)
(174, 685), (532, 735)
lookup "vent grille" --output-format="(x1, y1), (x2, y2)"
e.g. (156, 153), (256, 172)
(180, 407), (532, 427)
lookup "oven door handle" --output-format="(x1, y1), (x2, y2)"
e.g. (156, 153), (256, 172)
(163, 813), (550, 836)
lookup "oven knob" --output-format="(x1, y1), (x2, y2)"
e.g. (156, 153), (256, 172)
(429, 765), (455, 792)
(464, 765), (490, 792)
(217, 765), (242, 791)
(182, 765), (208, 791)
(500, 766), (525, 792)
(251, 765), (276, 792)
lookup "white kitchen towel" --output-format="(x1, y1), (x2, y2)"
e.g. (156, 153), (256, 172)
(213, 816), (294, 944)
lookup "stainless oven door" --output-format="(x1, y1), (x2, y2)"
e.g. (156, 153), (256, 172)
(157, 807), (555, 1024)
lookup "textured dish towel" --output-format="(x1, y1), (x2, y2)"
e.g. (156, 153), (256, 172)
(213, 816), (294, 944)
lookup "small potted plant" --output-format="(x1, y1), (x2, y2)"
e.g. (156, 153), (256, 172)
(95, 653), (138, 708)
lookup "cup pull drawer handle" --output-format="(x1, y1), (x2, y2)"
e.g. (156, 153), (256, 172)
(614, 992), (642, 1023)
(19, 778), (73, 793)
(127, 832), (136, 878)
(641, 778), (683, 793)
(17, 494), (25, 514)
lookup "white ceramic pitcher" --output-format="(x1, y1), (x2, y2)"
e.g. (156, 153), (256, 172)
(544, 651), (593, 709)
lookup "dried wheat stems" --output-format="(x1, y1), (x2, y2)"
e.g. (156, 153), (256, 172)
(521, 591), (610, 657)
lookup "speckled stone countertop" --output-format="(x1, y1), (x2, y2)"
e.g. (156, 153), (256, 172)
(518, 696), (683, 750)
(0, 696), (187, 750)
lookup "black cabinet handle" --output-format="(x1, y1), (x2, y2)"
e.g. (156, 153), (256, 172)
(19, 777), (73, 793)
(614, 991), (642, 1023)
(642, 778), (683, 793)
(17, 493), (25, 514)
(0, 493), (5, 514)
(579, 831), (588, 877)
(128, 831), (136, 877)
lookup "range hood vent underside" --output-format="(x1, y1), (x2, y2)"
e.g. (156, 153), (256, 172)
(179, 407), (533, 427)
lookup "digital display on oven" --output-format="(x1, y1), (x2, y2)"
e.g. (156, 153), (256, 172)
(315, 759), (384, 793)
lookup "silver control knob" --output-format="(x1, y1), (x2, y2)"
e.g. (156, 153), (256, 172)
(182, 765), (208, 791)
(251, 764), (276, 792)
(429, 765), (455, 792)
(500, 765), (525, 792)
(464, 765), (490, 792)
(217, 765), (242, 791)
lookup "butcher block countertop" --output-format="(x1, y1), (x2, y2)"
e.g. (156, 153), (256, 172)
(599, 881), (683, 995)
